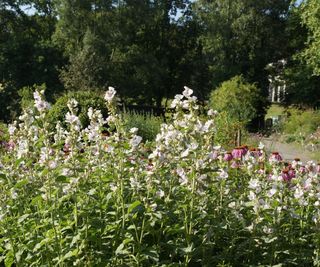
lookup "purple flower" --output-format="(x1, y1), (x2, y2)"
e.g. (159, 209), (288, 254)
(231, 161), (240, 169)
(316, 164), (320, 173)
(282, 167), (295, 182)
(269, 152), (282, 163)
(299, 166), (306, 174)
(224, 152), (233, 161)
(232, 147), (244, 159)
(248, 147), (262, 158)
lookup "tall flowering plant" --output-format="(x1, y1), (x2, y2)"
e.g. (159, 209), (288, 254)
(0, 87), (320, 266)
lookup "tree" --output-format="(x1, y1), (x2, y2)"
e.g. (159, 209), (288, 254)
(54, 0), (203, 107)
(194, 0), (291, 96)
(281, 2), (320, 108)
(299, 0), (320, 76)
(0, 1), (65, 122)
(209, 75), (264, 144)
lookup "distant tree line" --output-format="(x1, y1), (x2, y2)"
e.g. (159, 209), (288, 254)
(1, 0), (320, 122)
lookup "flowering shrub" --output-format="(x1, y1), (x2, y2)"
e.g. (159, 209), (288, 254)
(0, 87), (320, 266)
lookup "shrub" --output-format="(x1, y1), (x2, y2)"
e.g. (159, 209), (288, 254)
(282, 108), (320, 136)
(18, 84), (49, 112)
(209, 76), (263, 125)
(122, 111), (163, 141)
(209, 76), (263, 145)
(46, 90), (108, 130)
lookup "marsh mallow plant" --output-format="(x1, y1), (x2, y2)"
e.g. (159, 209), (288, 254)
(0, 87), (320, 266)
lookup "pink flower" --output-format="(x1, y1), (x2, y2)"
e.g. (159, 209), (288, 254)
(224, 152), (233, 161)
(248, 147), (262, 158)
(281, 167), (295, 182)
(269, 152), (282, 163)
(232, 145), (248, 159)
(6, 140), (15, 150)
(316, 164), (320, 173)
(209, 150), (219, 160)
(299, 166), (306, 174)
(231, 161), (240, 169)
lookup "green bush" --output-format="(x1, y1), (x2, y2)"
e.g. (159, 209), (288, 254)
(123, 111), (163, 141)
(209, 76), (263, 146)
(46, 91), (108, 130)
(18, 85), (44, 111)
(282, 108), (320, 136)
(279, 108), (320, 145)
(209, 76), (263, 125)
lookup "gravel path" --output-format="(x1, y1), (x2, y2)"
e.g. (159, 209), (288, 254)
(261, 138), (313, 163)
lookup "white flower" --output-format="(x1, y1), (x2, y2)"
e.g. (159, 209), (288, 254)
(176, 167), (188, 185)
(8, 124), (16, 135)
(218, 169), (228, 179)
(65, 112), (80, 125)
(156, 189), (165, 198)
(182, 86), (193, 98)
(87, 107), (94, 119)
(294, 187), (304, 200)
(61, 168), (71, 176)
(181, 149), (189, 158)
(208, 109), (218, 116)
(48, 160), (57, 169)
(34, 99), (50, 112)
(130, 135), (142, 147)
(87, 126), (99, 141)
(248, 191), (256, 201)
(130, 127), (139, 134)
(267, 188), (277, 197)
(258, 142), (265, 150)
(67, 99), (78, 111)
(88, 188), (96, 196)
(11, 190), (18, 199)
(17, 139), (28, 159)
(202, 120), (213, 132)
(170, 98), (180, 108)
(248, 179), (260, 191)
(104, 86), (116, 102)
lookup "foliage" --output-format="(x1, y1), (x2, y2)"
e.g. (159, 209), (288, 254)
(213, 111), (247, 148)
(122, 111), (163, 142)
(18, 84), (48, 111)
(1, 0), (317, 124)
(1, 88), (320, 266)
(281, 108), (320, 143)
(285, 62), (320, 108)
(300, 0), (320, 76)
(53, 0), (203, 106)
(46, 90), (108, 131)
(0, 5), (65, 122)
(194, 0), (291, 91)
(209, 76), (264, 126)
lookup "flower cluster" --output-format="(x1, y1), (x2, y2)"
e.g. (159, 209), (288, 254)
(0, 87), (320, 266)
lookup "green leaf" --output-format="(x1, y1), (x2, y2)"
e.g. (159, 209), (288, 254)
(62, 249), (78, 260)
(4, 250), (14, 267)
(128, 200), (142, 213)
(55, 175), (68, 183)
(31, 195), (43, 205)
(18, 214), (29, 223)
(33, 238), (50, 252)
(115, 243), (129, 255)
(14, 179), (28, 189)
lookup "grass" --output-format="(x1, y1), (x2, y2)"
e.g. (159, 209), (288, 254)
(265, 104), (285, 119)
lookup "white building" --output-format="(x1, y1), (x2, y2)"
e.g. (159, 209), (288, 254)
(267, 59), (287, 103)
